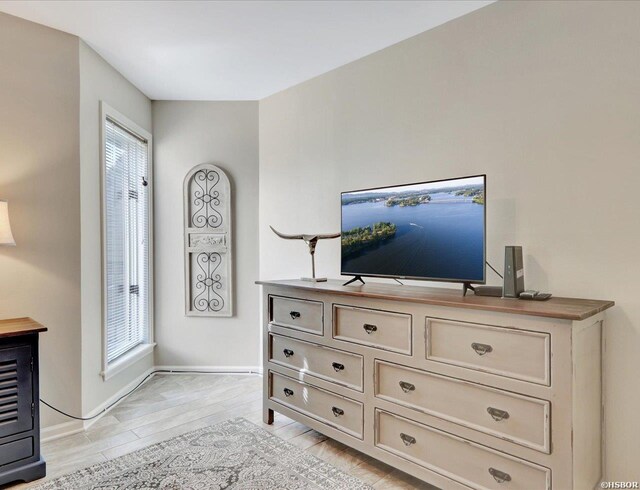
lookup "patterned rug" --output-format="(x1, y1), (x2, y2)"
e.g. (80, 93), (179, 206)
(33, 418), (371, 489)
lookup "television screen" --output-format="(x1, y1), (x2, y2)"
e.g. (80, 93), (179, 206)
(341, 175), (486, 283)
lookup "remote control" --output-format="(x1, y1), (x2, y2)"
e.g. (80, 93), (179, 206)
(519, 290), (552, 301)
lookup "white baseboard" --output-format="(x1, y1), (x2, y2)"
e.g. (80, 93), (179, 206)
(40, 365), (260, 441)
(41, 367), (156, 441)
(82, 367), (156, 430)
(41, 420), (84, 443)
(154, 365), (262, 375)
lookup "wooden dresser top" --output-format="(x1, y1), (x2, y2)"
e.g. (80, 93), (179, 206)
(0, 317), (47, 338)
(256, 279), (614, 321)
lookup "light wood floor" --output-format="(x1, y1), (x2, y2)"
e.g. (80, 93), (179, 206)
(18, 374), (437, 489)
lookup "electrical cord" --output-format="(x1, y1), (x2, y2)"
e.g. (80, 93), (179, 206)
(486, 260), (503, 279)
(40, 368), (259, 421)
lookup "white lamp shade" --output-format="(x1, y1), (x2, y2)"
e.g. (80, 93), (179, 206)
(0, 200), (16, 246)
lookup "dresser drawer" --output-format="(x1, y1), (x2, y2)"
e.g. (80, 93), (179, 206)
(333, 305), (412, 355)
(270, 295), (324, 335)
(270, 371), (363, 438)
(270, 334), (364, 391)
(0, 437), (33, 467)
(375, 361), (550, 453)
(426, 318), (550, 385)
(375, 410), (550, 490)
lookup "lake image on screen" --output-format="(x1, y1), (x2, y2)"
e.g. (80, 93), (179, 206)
(341, 176), (485, 281)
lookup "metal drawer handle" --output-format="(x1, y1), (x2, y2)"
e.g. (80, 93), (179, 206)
(283, 388), (294, 397)
(399, 381), (416, 393)
(332, 362), (345, 372)
(332, 406), (344, 417)
(283, 349), (294, 358)
(487, 407), (510, 421)
(488, 467), (512, 484)
(471, 342), (493, 356)
(363, 323), (378, 334)
(289, 311), (301, 320)
(400, 433), (416, 447)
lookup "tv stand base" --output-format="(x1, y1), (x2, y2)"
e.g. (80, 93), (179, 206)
(463, 282), (504, 297)
(462, 282), (475, 296)
(343, 276), (365, 286)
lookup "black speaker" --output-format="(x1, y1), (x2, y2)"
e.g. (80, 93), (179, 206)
(504, 246), (524, 298)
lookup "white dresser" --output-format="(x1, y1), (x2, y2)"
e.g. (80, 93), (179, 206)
(259, 279), (614, 490)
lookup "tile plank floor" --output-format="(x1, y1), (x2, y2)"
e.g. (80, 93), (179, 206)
(16, 374), (437, 489)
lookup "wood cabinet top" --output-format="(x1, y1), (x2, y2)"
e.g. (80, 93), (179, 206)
(0, 317), (47, 338)
(256, 279), (614, 321)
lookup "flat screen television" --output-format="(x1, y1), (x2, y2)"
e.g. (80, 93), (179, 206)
(341, 175), (486, 284)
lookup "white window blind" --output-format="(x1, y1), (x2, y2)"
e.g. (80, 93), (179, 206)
(104, 117), (150, 364)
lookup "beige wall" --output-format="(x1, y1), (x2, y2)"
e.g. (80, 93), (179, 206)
(153, 101), (260, 369)
(0, 13), (155, 427)
(259, 1), (640, 480)
(0, 12), (81, 427)
(79, 41), (153, 416)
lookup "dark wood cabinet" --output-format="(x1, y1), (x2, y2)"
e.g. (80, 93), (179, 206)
(0, 318), (47, 486)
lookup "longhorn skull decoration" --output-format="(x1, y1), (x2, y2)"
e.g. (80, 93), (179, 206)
(270, 226), (341, 282)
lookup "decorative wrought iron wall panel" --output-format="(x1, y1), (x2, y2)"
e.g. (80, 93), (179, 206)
(184, 164), (233, 316)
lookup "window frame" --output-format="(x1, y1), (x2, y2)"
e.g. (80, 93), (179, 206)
(100, 102), (154, 380)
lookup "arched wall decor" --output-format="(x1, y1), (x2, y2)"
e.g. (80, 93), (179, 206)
(184, 163), (233, 317)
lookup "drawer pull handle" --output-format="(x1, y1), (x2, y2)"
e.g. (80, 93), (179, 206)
(488, 467), (511, 484)
(283, 349), (294, 358)
(471, 342), (493, 356)
(332, 362), (345, 372)
(487, 407), (510, 421)
(399, 381), (416, 393)
(289, 311), (301, 320)
(363, 323), (378, 334)
(332, 406), (344, 417)
(400, 433), (416, 447)
(283, 388), (294, 397)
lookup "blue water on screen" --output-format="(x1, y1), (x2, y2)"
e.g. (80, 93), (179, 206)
(341, 192), (484, 281)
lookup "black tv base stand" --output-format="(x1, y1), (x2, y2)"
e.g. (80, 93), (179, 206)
(462, 282), (476, 296)
(343, 276), (365, 286)
(463, 282), (503, 297)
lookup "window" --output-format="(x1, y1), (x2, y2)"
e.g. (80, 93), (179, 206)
(101, 103), (153, 378)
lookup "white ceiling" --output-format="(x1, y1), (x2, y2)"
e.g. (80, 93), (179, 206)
(0, 1), (494, 100)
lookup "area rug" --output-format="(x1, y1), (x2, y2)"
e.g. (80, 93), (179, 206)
(33, 417), (371, 489)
